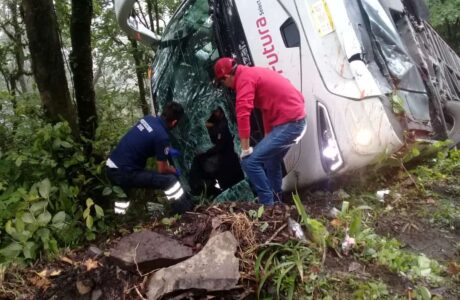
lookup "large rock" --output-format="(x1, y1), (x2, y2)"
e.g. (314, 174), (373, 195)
(109, 230), (193, 273)
(147, 231), (240, 300)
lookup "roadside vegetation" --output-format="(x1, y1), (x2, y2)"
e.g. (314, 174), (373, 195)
(0, 92), (134, 264)
(254, 145), (459, 299)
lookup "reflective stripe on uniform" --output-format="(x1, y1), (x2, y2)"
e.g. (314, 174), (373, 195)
(114, 207), (127, 214)
(164, 181), (181, 196)
(106, 158), (118, 168)
(164, 181), (184, 201)
(114, 200), (130, 214)
(166, 188), (184, 201)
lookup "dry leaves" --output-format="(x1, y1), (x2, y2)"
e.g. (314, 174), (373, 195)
(83, 258), (101, 271)
(60, 256), (76, 265)
(36, 268), (62, 278)
(425, 197), (436, 204)
(29, 275), (51, 290)
(330, 219), (342, 229)
(447, 261), (459, 275)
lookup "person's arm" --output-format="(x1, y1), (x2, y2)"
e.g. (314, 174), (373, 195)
(240, 138), (250, 151)
(155, 139), (178, 175)
(236, 78), (256, 150)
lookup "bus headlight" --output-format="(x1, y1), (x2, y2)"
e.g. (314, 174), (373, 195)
(317, 102), (344, 173)
(354, 128), (372, 147)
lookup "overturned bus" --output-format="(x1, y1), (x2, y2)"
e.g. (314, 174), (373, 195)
(115, 0), (460, 198)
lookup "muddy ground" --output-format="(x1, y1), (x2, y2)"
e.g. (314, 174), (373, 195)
(1, 180), (459, 299)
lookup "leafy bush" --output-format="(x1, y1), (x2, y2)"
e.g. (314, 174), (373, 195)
(0, 88), (145, 263)
(0, 121), (107, 262)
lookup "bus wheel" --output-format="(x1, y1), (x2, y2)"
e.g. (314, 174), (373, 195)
(444, 101), (460, 148)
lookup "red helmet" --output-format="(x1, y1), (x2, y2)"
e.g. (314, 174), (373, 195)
(214, 57), (236, 80)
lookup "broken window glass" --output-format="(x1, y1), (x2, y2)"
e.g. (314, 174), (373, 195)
(151, 0), (252, 201)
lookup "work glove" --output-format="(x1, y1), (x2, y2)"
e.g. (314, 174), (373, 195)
(174, 168), (182, 177)
(240, 147), (253, 159)
(168, 147), (181, 158)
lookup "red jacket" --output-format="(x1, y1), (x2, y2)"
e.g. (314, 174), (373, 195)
(234, 65), (306, 139)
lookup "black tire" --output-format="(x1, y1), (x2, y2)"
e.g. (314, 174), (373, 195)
(444, 101), (460, 148)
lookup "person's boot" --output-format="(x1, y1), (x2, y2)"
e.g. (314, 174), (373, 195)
(170, 193), (194, 215)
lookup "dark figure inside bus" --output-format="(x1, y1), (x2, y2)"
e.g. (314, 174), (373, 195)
(189, 107), (244, 197)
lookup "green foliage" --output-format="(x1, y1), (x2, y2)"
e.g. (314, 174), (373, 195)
(256, 241), (322, 299)
(411, 148), (460, 183)
(92, 89), (141, 156)
(350, 279), (390, 300)
(391, 93), (405, 115)
(323, 200), (447, 296)
(0, 178), (69, 259)
(355, 228), (444, 282)
(408, 148), (460, 229)
(160, 214), (180, 227)
(427, 199), (459, 229)
(0, 96), (116, 262)
(82, 198), (105, 241)
(247, 205), (264, 220)
(292, 191), (329, 248)
(428, 0), (460, 54)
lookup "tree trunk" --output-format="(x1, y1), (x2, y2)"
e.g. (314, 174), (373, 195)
(1, 1), (29, 94)
(147, 0), (155, 33)
(21, 0), (78, 136)
(9, 75), (17, 108)
(130, 39), (149, 115)
(154, 0), (160, 34)
(8, 1), (28, 93)
(70, 0), (98, 141)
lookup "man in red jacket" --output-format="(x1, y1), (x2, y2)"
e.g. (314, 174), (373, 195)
(214, 57), (306, 205)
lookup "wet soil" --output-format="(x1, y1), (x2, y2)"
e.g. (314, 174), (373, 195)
(375, 214), (460, 261)
(2, 187), (458, 299)
(324, 256), (411, 296)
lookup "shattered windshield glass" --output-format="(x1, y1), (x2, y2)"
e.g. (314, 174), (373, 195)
(344, 0), (431, 128)
(151, 0), (251, 201)
(360, 0), (425, 93)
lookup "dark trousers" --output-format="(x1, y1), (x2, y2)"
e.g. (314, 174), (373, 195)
(106, 167), (177, 191)
(106, 167), (192, 214)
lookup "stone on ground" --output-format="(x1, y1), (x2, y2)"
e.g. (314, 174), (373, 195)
(146, 231), (240, 300)
(109, 230), (193, 273)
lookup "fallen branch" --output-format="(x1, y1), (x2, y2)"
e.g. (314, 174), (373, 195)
(263, 223), (287, 245)
(400, 162), (420, 190)
(135, 285), (146, 300)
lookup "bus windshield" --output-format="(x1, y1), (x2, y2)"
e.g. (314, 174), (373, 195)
(151, 0), (250, 199)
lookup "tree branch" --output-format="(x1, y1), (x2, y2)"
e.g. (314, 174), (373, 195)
(0, 24), (16, 41)
(135, 0), (150, 29)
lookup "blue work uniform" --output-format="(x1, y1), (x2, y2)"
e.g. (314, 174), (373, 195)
(106, 116), (177, 191)
(106, 115), (192, 215)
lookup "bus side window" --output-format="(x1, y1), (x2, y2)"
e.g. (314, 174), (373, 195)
(280, 17), (300, 48)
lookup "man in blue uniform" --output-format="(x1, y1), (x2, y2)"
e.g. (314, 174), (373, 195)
(106, 102), (192, 214)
